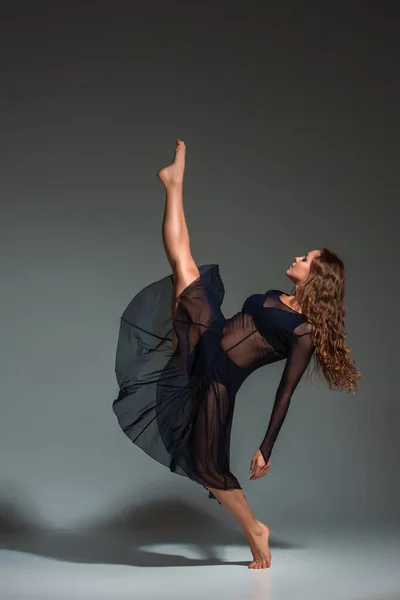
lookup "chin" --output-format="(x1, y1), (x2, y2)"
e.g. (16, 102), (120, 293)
(286, 272), (294, 283)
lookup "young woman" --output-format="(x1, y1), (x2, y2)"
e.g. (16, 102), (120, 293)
(112, 139), (361, 569)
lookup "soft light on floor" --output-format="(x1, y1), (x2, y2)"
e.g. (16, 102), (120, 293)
(1, 525), (399, 600)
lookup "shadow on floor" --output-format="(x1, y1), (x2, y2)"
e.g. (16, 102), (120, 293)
(0, 491), (303, 567)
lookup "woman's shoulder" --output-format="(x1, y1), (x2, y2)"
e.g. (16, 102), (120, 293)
(295, 320), (313, 335)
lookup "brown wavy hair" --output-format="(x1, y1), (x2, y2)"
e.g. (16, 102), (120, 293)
(291, 247), (361, 394)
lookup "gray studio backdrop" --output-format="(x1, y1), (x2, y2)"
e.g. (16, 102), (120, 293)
(1, 3), (398, 534)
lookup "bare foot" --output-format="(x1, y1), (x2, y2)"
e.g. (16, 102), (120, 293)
(157, 139), (186, 186)
(246, 520), (271, 569)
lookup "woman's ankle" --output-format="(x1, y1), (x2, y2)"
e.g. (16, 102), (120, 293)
(242, 517), (262, 536)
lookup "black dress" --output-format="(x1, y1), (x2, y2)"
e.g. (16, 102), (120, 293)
(112, 264), (315, 503)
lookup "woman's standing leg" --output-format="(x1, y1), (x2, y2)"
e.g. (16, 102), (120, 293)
(157, 139), (200, 352)
(207, 487), (272, 569)
(191, 379), (272, 569)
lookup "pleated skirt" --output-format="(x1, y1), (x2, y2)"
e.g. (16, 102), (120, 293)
(112, 263), (242, 502)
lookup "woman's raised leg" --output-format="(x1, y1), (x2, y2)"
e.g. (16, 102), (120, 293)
(157, 140), (271, 569)
(157, 139), (200, 351)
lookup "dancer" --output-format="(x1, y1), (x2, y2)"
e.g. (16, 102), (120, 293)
(112, 139), (361, 569)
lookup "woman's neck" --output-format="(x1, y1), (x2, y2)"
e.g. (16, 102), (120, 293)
(282, 293), (303, 314)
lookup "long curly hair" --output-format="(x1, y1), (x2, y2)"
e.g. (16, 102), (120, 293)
(291, 247), (361, 394)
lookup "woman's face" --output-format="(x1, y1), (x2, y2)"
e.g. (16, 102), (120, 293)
(286, 249), (321, 284)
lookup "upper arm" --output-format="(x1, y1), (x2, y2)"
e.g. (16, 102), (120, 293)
(276, 328), (315, 402)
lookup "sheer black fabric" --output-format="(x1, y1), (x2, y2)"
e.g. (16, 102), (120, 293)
(113, 264), (315, 502)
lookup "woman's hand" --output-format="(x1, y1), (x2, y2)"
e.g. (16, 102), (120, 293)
(249, 450), (271, 480)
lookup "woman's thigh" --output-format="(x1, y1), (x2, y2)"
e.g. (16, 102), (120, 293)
(173, 258), (201, 299)
(171, 258), (201, 352)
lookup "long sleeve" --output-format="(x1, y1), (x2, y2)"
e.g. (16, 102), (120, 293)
(259, 330), (315, 464)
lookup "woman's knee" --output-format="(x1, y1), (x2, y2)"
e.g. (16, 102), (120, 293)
(173, 259), (200, 298)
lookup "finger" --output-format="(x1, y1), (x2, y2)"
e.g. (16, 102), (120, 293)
(257, 463), (270, 478)
(252, 466), (263, 480)
(250, 461), (269, 480)
(249, 468), (258, 480)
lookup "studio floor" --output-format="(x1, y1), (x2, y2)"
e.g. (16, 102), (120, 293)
(1, 523), (399, 600)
